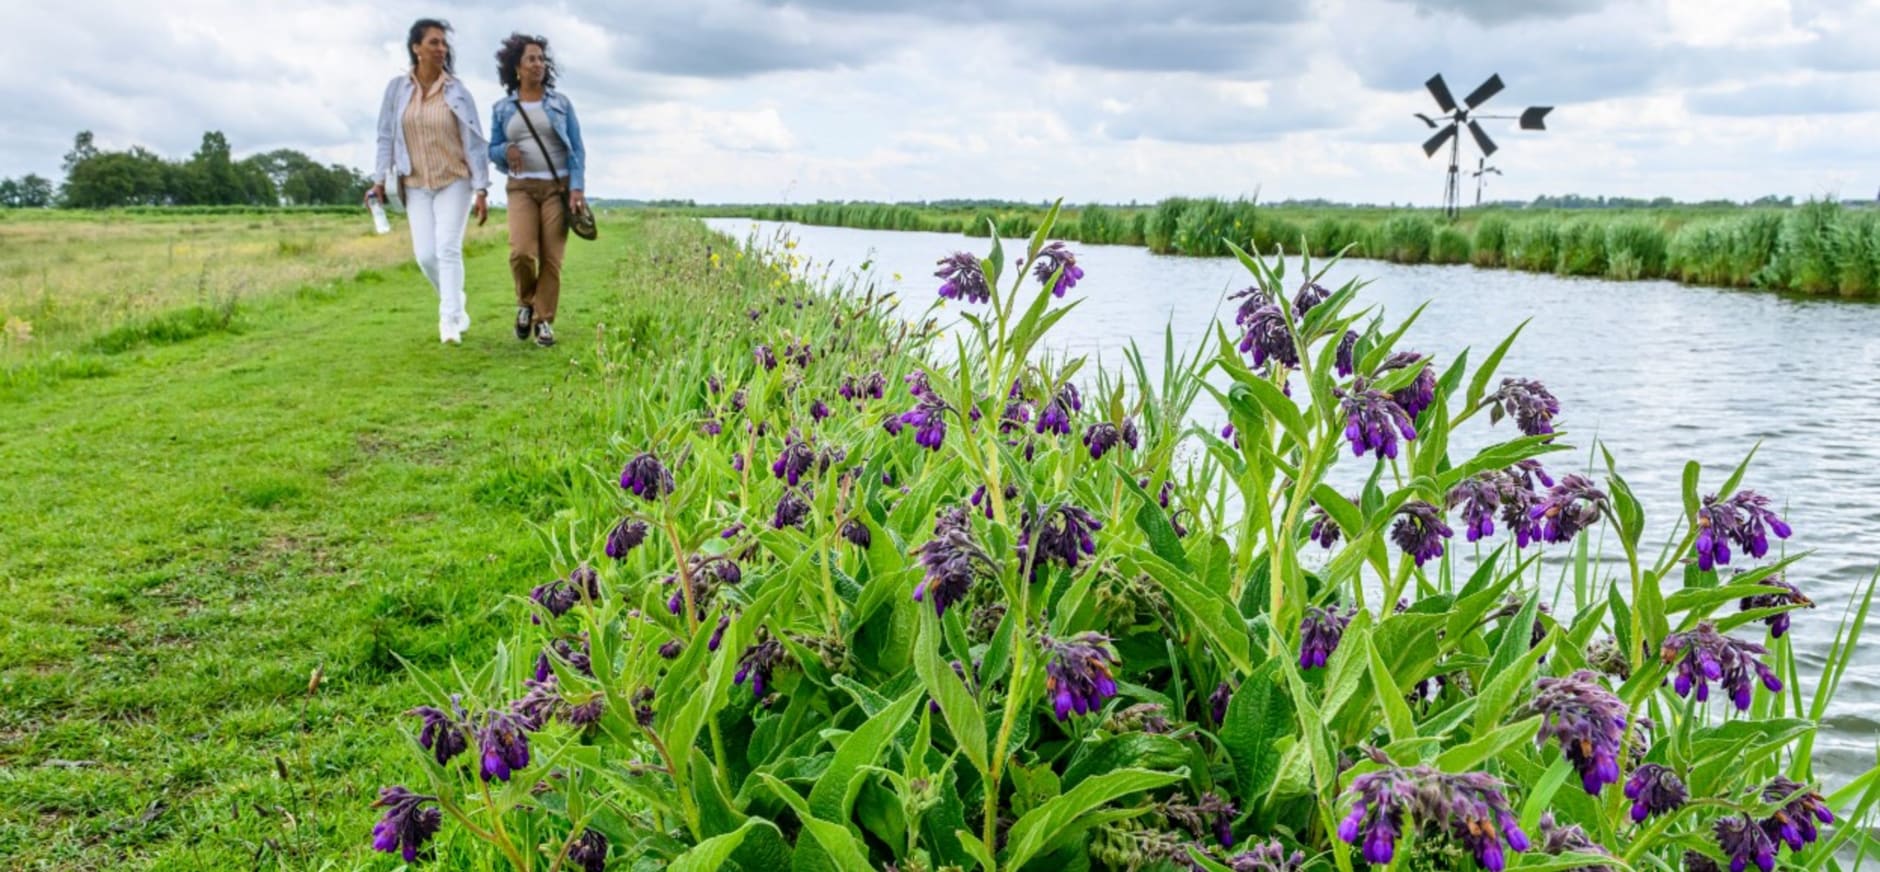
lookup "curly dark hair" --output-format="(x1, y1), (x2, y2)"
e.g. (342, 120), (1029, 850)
(495, 33), (557, 94)
(405, 18), (454, 73)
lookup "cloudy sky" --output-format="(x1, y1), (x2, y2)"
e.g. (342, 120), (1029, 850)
(9, 0), (1878, 206)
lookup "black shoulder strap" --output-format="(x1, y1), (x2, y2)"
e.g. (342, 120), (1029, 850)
(514, 98), (563, 183)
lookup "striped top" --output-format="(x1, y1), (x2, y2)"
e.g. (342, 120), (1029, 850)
(400, 71), (470, 191)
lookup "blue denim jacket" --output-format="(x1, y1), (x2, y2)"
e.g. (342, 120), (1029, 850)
(489, 90), (586, 192)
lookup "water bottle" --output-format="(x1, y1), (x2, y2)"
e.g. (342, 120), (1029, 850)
(367, 190), (392, 235)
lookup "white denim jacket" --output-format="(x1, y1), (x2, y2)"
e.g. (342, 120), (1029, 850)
(374, 73), (491, 193)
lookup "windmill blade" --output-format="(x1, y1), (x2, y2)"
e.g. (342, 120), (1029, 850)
(1468, 120), (1498, 157)
(1425, 74), (1457, 113)
(1487, 167), (1503, 175)
(1463, 74), (1504, 109)
(1520, 106), (1552, 130)
(1414, 112), (1439, 128)
(1423, 124), (1458, 157)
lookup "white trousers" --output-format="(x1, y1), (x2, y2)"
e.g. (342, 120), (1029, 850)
(405, 179), (472, 338)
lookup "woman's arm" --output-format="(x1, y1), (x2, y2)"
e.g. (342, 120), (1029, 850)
(373, 78), (398, 189)
(488, 99), (511, 172)
(562, 94), (586, 193)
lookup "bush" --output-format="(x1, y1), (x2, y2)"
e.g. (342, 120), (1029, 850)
(1430, 225), (1472, 264)
(1379, 213), (1435, 263)
(1603, 218), (1667, 280)
(1470, 215), (1511, 267)
(1554, 218), (1607, 277)
(1504, 219), (1559, 272)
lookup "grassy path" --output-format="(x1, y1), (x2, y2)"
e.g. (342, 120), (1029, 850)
(0, 216), (689, 868)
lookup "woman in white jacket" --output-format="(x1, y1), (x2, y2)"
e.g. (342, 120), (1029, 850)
(369, 18), (490, 344)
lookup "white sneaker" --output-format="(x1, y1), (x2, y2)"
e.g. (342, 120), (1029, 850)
(453, 312), (471, 335)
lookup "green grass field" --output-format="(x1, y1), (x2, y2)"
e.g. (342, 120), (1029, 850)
(0, 212), (705, 868)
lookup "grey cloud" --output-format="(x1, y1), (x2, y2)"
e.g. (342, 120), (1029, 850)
(1685, 78), (1880, 117)
(1392, 0), (1610, 25)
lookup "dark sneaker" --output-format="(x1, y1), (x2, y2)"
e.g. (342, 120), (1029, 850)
(514, 305), (533, 340)
(534, 321), (556, 347)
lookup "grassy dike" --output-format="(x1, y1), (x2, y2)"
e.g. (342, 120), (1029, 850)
(0, 215), (717, 868)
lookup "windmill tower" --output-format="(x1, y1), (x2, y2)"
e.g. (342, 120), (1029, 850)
(1415, 74), (1550, 217)
(1472, 157), (1502, 206)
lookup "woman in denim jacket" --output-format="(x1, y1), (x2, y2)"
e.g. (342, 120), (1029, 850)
(488, 32), (587, 348)
(370, 18), (490, 345)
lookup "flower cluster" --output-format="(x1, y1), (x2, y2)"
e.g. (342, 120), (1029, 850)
(1390, 500), (1454, 566)
(1490, 378), (1562, 437)
(1299, 605), (1353, 669)
(1238, 301), (1298, 368)
(1529, 475), (1608, 545)
(1032, 241), (1085, 297)
(753, 343), (778, 370)
(1761, 777), (1835, 853)
(1043, 632), (1121, 720)
(1528, 670), (1629, 795)
(1162, 791), (1237, 847)
(530, 565), (602, 620)
(476, 710), (531, 781)
(1738, 574), (1811, 638)
(370, 786), (442, 862)
(410, 702), (468, 766)
(1036, 382), (1082, 435)
(1534, 813), (1613, 872)
(913, 507), (997, 616)
(1695, 490), (1793, 571)
(1082, 419), (1140, 459)
(935, 251), (991, 304)
(1337, 381), (1418, 460)
(619, 452), (675, 501)
(1338, 764), (1529, 871)
(1660, 622), (1781, 711)
(1020, 503), (1103, 574)
(1623, 763), (1687, 822)
(1380, 352), (1437, 418)
(605, 518), (649, 559)
(734, 636), (788, 700)
(1226, 840), (1307, 872)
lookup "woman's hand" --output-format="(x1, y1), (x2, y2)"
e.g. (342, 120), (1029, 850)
(473, 190), (489, 226)
(367, 182), (386, 206)
(505, 144), (523, 169)
(568, 189), (587, 214)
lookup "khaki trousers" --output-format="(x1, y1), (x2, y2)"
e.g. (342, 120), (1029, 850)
(505, 177), (568, 324)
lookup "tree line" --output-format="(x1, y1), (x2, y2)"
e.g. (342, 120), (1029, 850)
(0, 131), (371, 209)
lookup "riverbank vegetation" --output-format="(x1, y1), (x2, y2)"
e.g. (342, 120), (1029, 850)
(686, 197), (1880, 297)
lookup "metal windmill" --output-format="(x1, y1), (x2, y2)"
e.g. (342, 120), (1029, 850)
(1415, 73), (1550, 217)
(1472, 157), (1501, 206)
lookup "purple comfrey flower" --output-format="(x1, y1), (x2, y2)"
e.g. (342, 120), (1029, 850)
(700, 418), (722, 436)
(881, 414), (905, 436)
(784, 340), (813, 368)
(905, 368), (935, 400)
(730, 387), (748, 412)
(772, 489), (810, 529)
(1163, 791), (1238, 847)
(370, 786), (442, 862)
(1307, 500), (1343, 549)
(1739, 574), (1812, 638)
(810, 399), (831, 422)
(754, 344), (778, 370)
(1299, 606), (1352, 669)
(935, 251), (991, 304)
(476, 711), (531, 782)
(1490, 378), (1562, 437)
(838, 376), (858, 401)
(409, 705), (468, 766)
(1083, 422), (1125, 459)
(840, 518), (872, 548)
(708, 613), (730, 651)
(1337, 767), (1413, 866)
(1511, 459), (1555, 491)
(1036, 383), (1082, 436)
(1020, 504), (1104, 573)
(1715, 814), (1777, 872)
(658, 639), (682, 659)
(566, 694), (604, 727)
(567, 829), (609, 872)
(1294, 281), (1330, 317)
(772, 438), (815, 485)
(899, 396), (949, 451)
(1381, 352), (1437, 418)
(1528, 670), (1629, 795)
(731, 451), (746, 472)
(1336, 330), (1360, 378)
(1685, 851), (1725, 872)
(1761, 776), (1834, 853)
(530, 565), (602, 620)
(1660, 622), (1781, 711)
(1695, 490), (1794, 571)
(629, 686), (654, 726)
(1624, 763), (1688, 822)
(1000, 400), (1032, 433)
(1238, 303), (1298, 368)
(1033, 241), (1085, 297)
(863, 371), (887, 399)
(1123, 418), (1141, 449)
(511, 676), (562, 731)
(619, 453), (675, 501)
(605, 518), (649, 559)
(722, 522), (745, 539)
(707, 374), (723, 394)
(1227, 840), (1307, 872)
(1211, 681), (1233, 726)
(1535, 813), (1613, 872)
(1530, 475), (1609, 545)
(1043, 632), (1121, 720)
(913, 508), (997, 616)
(1391, 501), (1454, 566)
(1448, 476), (1502, 542)
(1338, 382), (1418, 460)
(969, 483), (1017, 519)
(733, 637), (787, 699)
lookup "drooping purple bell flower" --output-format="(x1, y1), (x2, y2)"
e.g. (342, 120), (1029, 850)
(605, 518), (649, 559)
(409, 705), (468, 766)
(1019, 504), (1104, 574)
(772, 438), (815, 486)
(1306, 500), (1343, 549)
(753, 344), (778, 370)
(619, 453), (676, 501)
(1391, 500), (1454, 566)
(1695, 490), (1793, 571)
(476, 710), (532, 782)
(1760, 776), (1834, 853)
(1211, 681), (1232, 726)
(530, 565), (603, 620)
(1528, 670), (1629, 795)
(1739, 573), (1811, 638)
(840, 518), (872, 548)
(935, 251), (991, 304)
(1623, 763), (1687, 822)
(913, 507), (995, 616)
(772, 489), (810, 529)
(1043, 632), (1121, 720)
(899, 397), (949, 451)
(1534, 813), (1614, 870)
(1529, 475), (1608, 545)
(1660, 622), (1782, 711)
(1490, 378), (1562, 437)
(1083, 422), (1124, 459)
(1448, 476), (1501, 542)
(1714, 814), (1777, 872)
(1380, 352), (1436, 418)
(1336, 330), (1359, 378)
(1238, 302), (1298, 368)
(784, 340), (813, 368)
(1162, 791), (1238, 847)
(1337, 382), (1417, 460)
(1299, 605), (1352, 669)
(1294, 281), (1330, 317)
(567, 829), (610, 872)
(1035, 382), (1082, 436)
(1032, 241), (1085, 297)
(370, 786), (442, 862)
(733, 637), (787, 700)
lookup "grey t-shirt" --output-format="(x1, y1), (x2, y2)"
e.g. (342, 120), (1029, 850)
(505, 101), (569, 180)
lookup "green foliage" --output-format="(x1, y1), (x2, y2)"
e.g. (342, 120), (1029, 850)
(1430, 225), (1472, 264)
(1553, 218), (1607, 277)
(1470, 215), (1510, 267)
(1603, 217), (1667, 280)
(1379, 213), (1435, 263)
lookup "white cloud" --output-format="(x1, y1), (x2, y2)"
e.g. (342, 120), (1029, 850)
(6, 0), (1878, 206)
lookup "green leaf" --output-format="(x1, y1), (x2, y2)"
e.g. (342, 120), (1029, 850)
(1716, 443), (1760, 500)
(808, 686), (923, 825)
(1228, 378), (1306, 444)
(1466, 320), (1529, 410)
(1368, 635), (1417, 743)
(756, 775), (876, 872)
(983, 223), (1005, 287)
(1438, 715), (1542, 771)
(1125, 475), (1189, 571)
(917, 611), (988, 776)
(1309, 486), (1363, 540)
(1129, 549), (1254, 674)
(1681, 460), (1701, 522)
(1518, 757), (1575, 837)
(669, 818), (783, 872)
(1000, 768), (1186, 870)
(1062, 732), (1192, 790)
(1027, 198), (1064, 261)
(1472, 630), (1551, 738)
